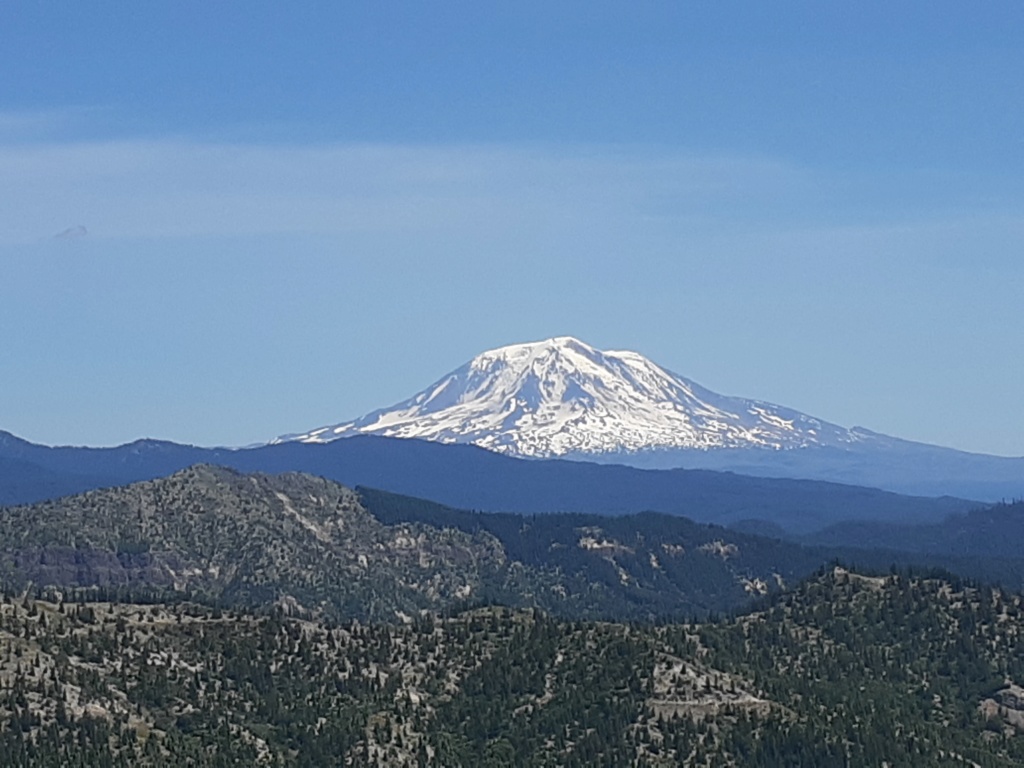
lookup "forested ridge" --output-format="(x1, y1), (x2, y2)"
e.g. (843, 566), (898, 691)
(1, 567), (1023, 766)
(0, 465), (856, 622)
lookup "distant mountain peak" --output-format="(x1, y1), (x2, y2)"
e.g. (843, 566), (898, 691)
(276, 337), (866, 458)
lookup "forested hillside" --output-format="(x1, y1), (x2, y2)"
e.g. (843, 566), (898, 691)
(1, 568), (1023, 766)
(0, 465), (868, 621)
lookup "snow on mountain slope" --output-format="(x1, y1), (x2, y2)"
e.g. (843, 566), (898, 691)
(276, 337), (872, 459)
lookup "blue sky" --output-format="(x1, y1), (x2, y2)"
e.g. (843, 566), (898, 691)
(2, 3), (1023, 455)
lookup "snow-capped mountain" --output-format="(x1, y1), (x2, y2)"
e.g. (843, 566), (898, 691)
(276, 336), (873, 458)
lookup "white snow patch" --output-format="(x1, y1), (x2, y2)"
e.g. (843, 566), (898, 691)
(277, 336), (865, 458)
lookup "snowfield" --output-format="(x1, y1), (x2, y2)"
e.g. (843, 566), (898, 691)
(276, 336), (865, 458)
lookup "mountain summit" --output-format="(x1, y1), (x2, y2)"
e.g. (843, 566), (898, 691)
(277, 336), (865, 458)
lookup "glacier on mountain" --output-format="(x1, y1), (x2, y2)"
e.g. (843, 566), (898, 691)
(276, 336), (869, 458)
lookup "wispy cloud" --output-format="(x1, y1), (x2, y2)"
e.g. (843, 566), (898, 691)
(0, 107), (110, 143)
(0, 110), (68, 137)
(0, 132), (1019, 280)
(0, 138), (810, 245)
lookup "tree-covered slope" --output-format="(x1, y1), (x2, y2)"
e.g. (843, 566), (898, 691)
(675, 567), (1024, 766)
(359, 486), (1024, 606)
(807, 501), (1024, 558)
(0, 465), (512, 623)
(2, 569), (1024, 766)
